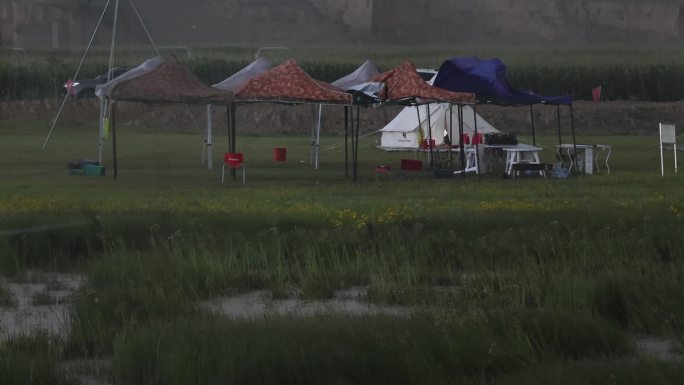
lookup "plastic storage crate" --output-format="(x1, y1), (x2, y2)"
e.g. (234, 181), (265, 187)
(400, 159), (422, 171)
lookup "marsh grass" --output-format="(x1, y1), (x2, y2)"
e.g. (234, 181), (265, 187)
(1, 128), (683, 382)
(62, 211), (684, 360)
(111, 313), (634, 385)
(493, 360), (684, 385)
(0, 332), (76, 385)
(31, 290), (58, 306)
(0, 284), (16, 307)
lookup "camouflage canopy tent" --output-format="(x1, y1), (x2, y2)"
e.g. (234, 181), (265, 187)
(95, 55), (233, 178)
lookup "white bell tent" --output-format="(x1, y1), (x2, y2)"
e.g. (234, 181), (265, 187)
(379, 103), (499, 150)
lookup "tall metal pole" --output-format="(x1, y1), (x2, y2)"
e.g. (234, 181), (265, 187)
(107, 0), (136, 180)
(107, 0), (120, 81)
(98, 97), (107, 164)
(111, 101), (118, 180)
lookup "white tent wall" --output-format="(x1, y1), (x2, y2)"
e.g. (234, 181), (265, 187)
(380, 103), (499, 150)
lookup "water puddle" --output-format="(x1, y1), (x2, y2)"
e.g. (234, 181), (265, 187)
(0, 272), (83, 339)
(200, 287), (412, 319)
(636, 337), (683, 361)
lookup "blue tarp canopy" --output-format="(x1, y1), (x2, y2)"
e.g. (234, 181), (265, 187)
(433, 57), (572, 106)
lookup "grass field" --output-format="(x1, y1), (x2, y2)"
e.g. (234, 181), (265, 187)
(0, 120), (683, 384)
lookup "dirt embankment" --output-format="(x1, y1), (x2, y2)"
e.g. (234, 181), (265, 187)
(2, 98), (682, 136)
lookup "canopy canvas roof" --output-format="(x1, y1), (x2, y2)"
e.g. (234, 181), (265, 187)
(433, 56), (572, 106)
(96, 55), (232, 104)
(212, 57), (273, 92)
(331, 60), (380, 90)
(234, 59), (353, 105)
(380, 104), (499, 150)
(369, 61), (475, 105)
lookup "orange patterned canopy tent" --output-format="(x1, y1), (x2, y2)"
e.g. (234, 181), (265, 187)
(234, 59), (353, 105)
(369, 61), (475, 105)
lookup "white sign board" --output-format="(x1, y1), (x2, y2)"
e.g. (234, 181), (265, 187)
(660, 123), (676, 144)
(659, 123), (677, 176)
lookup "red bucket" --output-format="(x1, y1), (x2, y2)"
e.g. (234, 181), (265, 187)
(273, 147), (287, 162)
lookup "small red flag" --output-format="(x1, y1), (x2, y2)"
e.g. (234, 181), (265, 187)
(592, 86), (602, 102)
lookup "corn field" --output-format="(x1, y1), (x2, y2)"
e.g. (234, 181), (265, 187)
(2, 56), (684, 101)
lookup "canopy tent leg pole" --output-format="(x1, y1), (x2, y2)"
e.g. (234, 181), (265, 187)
(458, 105), (465, 177)
(570, 104), (578, 175)
(315, 104), (322, 170)
(351, 107), (356, 181)
(231, 103), (237, 154)
(98, 97), (106, 165)
(427, 103), (433, 167)
(232, 103), (237, 181)
(310, 104), (316, 166)
(344, 106), (349, 178)
(415, 105), (423, 163)
(229, 102), (237, 181)
(226, 104), (231, 152)
(353, 105), (360, 183)
(556, 105), (562, 148)
(111, 101), (118, 180)
(530, 104), (536, 146)
(448, 104), (453, 170)
(473, 105), (481, 180)
(206, 104), (213, 169)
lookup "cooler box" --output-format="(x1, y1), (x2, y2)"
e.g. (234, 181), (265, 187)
(84, 165), (105, 176)
(273, 147), (287, 162)
(433, 169), (454, 179)
(400, 159), (422, 171)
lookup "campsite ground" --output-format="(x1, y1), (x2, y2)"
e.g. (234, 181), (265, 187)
(1, 120), (684, 384)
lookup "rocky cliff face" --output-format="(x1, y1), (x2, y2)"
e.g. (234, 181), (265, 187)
(2, 0), (683, 48)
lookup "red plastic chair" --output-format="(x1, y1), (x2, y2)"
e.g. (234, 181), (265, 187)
(471, 133), (484, 145)
(461, 133), (470, 145)
(221, 153), (245, 184)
